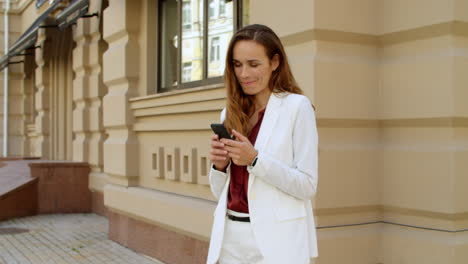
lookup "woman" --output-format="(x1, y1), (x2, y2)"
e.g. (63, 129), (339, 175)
(208, 24), (318, 264)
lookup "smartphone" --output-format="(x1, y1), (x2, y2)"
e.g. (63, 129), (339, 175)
(210, 123), (232, 140)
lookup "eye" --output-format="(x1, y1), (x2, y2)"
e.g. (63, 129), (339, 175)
(250, 64), (259, 68)
(233, 62), (241, 67)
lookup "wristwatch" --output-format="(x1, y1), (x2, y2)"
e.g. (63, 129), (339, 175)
(250, 155), (258, 167)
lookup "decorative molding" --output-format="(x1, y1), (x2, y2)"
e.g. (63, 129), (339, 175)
(130, 86), (226, 110)
(151, 146), (209, 186)
(281, 21), (468, 47)
(130, 83), (224, 103)
(316, 205), (468, 220)
(133, 120), (213, 132)
(379, 117), (468, 128)
(315, 205), (382, 216)
(316, 117), (468, 128)
(383, 205), (468, 221)
(380, 21), (468, 46)
(317, 118), (380, 128)
(281, 29), (379, 47)
(132, 99), (225, 118)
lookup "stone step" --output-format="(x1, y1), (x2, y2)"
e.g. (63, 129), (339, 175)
(0, 158), (92, 221)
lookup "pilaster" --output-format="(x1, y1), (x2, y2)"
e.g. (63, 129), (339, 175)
(72, 15), (106, 174)
(34, 27), (50, 158)
(102, 0), (140, 186)
(22, 56), (35, 157)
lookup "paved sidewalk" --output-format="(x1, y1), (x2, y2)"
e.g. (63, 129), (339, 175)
(0, 214), (165, 264)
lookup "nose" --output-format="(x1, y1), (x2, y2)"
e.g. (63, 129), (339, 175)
(239, 65), (250, 79)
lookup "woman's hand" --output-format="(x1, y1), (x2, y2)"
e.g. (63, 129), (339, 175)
(221, 130), (258, 166)
(209, 134), (230, 171)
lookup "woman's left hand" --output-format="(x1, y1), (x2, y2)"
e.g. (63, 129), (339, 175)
(220, 129), (258, 166)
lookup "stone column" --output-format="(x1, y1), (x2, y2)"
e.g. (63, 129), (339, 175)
(379, 1), (468, 263)
(72, 15), (106, 170)
(6, 62), (27, 156)
(0, 12), (22, 156)
(22, 56), (36, 157)
(102, 0), (140, 186)
(72, 5), (109, 212)
(34, 28), (51, 159)
(24, 53), (37, 157)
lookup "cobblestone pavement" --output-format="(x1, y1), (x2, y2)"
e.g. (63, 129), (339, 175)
(0, 214), (165, 264)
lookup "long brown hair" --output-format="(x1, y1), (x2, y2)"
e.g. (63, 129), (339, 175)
(224, 24), (303, 136)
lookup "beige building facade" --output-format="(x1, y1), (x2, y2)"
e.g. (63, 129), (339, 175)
(0, 0), (467, 263)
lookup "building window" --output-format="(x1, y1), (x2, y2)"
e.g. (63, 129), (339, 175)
(182, 62), (192, 82)
(209, 0), (216, 19)
(219, 0), (226, 17)
(158, 0), (245, 92)
(210, 37), (220, 62)
(182, 1), (192, 30)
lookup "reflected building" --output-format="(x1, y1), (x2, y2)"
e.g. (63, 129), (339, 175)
(160, 0), (234, 90)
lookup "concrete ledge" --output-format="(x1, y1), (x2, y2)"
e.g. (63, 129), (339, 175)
(29, 161), (89, 167)
(104, 184), (216, 241)
(0, 156), (41, 161)
(104, 185), (214, 264)
(91, 190), (109, 218)
(29, 161), (92, 214)
(108, 210), (208, 264)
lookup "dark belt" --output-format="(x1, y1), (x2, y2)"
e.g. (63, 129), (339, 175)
(227, 214), (250, 222)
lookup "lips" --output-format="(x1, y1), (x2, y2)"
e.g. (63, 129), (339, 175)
(241, 80), (256, 86)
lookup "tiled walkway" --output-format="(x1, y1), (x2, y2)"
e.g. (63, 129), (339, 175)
(0, 214), (165, 264)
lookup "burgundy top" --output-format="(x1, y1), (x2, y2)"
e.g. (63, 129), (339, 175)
(227, 108), (266, 213)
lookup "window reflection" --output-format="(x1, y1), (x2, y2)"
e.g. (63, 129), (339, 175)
(182, 62), (192, 82)
(210, 37), (220, 62)
(208, 0), (233, 78)
(182, 2), (192, 30)
(159, 0), (241, 90)
(181, 0), (204, 83)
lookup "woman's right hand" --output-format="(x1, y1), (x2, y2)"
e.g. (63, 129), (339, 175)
(209, 134), (230, 172)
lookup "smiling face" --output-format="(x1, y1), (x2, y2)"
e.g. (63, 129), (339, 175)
(232, 40), (279, 98)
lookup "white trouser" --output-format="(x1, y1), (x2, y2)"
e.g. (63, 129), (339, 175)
(218, 211), (317, 264)
(218, 210), (265, 264)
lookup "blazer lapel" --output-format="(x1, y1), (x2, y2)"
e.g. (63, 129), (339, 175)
(254, 93), (282, 151)
(248, 92), (284, 195)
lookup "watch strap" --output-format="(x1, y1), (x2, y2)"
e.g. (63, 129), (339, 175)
(250, 156), (258, 167)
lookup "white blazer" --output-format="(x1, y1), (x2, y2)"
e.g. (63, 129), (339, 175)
(207, 92), (319, 264)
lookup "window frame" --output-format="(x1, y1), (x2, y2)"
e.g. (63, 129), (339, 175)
(157, 0), (244, 93)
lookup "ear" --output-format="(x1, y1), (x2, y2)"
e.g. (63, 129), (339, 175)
(271, 54), (280, 71)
